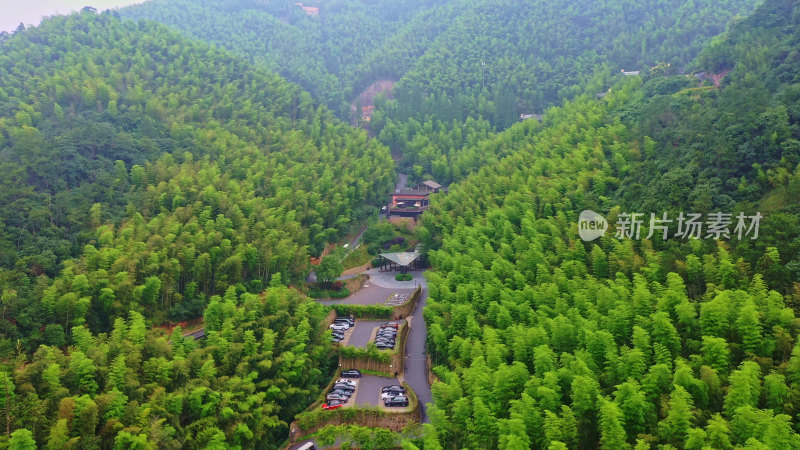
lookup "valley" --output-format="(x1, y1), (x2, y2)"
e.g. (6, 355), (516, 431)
(1, 0), (799, 448)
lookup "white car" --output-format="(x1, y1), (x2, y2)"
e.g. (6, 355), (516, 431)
(330, 323), (349, 331)
(336, 379), (357, 386)
(381, 390), (405, 400)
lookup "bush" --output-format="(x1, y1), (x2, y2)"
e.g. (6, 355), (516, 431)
(382, 236), (406, 250)
(332, 304), (392, 319)
(394, 273), (412, 281)
(371, 257), (383, 267)
(310, 287), (350, 298)
(329, 288), (350, 298)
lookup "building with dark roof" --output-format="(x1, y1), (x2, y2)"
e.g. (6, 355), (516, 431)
(387, 180), (445, 219)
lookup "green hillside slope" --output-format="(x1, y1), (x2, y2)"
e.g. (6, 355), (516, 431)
(0, 10), (393, 341)
(414, 0), (799, 447)
(0, 10), (396, 448)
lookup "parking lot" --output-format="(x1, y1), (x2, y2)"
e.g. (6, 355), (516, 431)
(384, 292), (410, 306)
(346, 320), (384, 348)
(353, 374), (402, 407)
(331, 323), (355, 346)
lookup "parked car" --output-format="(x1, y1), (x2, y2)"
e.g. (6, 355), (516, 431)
(340, 369), (361, 378)
(335, 316), (355, 326)
(381, 390), (405, 399)
(326, 393), (348, 402)
(336, 379), (357, 387)
(381, 385), (404, 393)
(376, 343), (394, 350)
(330, 388), (352, 397)
(380, 322), (400, 329)
(330, 323), (348, 332)
(333, 384), (355, 394)
(384, 395), (409, 407)
(322, 402), (343, 410)
(333, 319), (352, 328)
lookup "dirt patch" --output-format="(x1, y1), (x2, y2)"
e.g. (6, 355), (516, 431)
(710, 70), (730, 87)
(388, 216), (416, 230)
(341, 262), (371, 277)
(343, 274), (367, 294)
(355, 79), (396, 107)
(351, 79), (396, 123)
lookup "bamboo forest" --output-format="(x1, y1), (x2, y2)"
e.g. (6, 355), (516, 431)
(0, 0), (798, 448)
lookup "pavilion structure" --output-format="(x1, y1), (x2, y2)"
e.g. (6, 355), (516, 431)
(377, 251), (423, 273)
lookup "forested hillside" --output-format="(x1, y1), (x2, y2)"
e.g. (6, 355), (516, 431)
(0, 0), (798, 448)
(0, 10), (393, 448)
(122, 0), (760, 184)
(0, 11), (394, 347)
(414, 0), (800, 447)
(122, 0), (451, 116)
(374, 0), (760, 183)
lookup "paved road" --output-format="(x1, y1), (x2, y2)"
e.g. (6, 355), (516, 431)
(347, 320), (384, 348)
(354, 374), (401, 407)
(396, 172), (408, 191)
(403, 283), (432, 422)
(318, 283), (414, 306)
(364, 268), (424, 290)
(347, 224), (368, 250)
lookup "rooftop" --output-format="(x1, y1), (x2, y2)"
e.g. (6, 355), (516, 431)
(380, 251), (421, 267)
(393, 188), (433, 196)
(419, 180), (442, 190)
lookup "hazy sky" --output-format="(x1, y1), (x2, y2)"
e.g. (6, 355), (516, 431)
(0, 0), (147, 32)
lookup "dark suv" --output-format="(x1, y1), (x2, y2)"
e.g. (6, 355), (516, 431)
(384, 395), (409, 407)
(340, 369), (361, 378)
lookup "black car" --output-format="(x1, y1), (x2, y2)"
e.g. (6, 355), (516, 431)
(340, 369), (361, 378)
(384, 395), (409, 407)
(376, 343), (394, 350)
